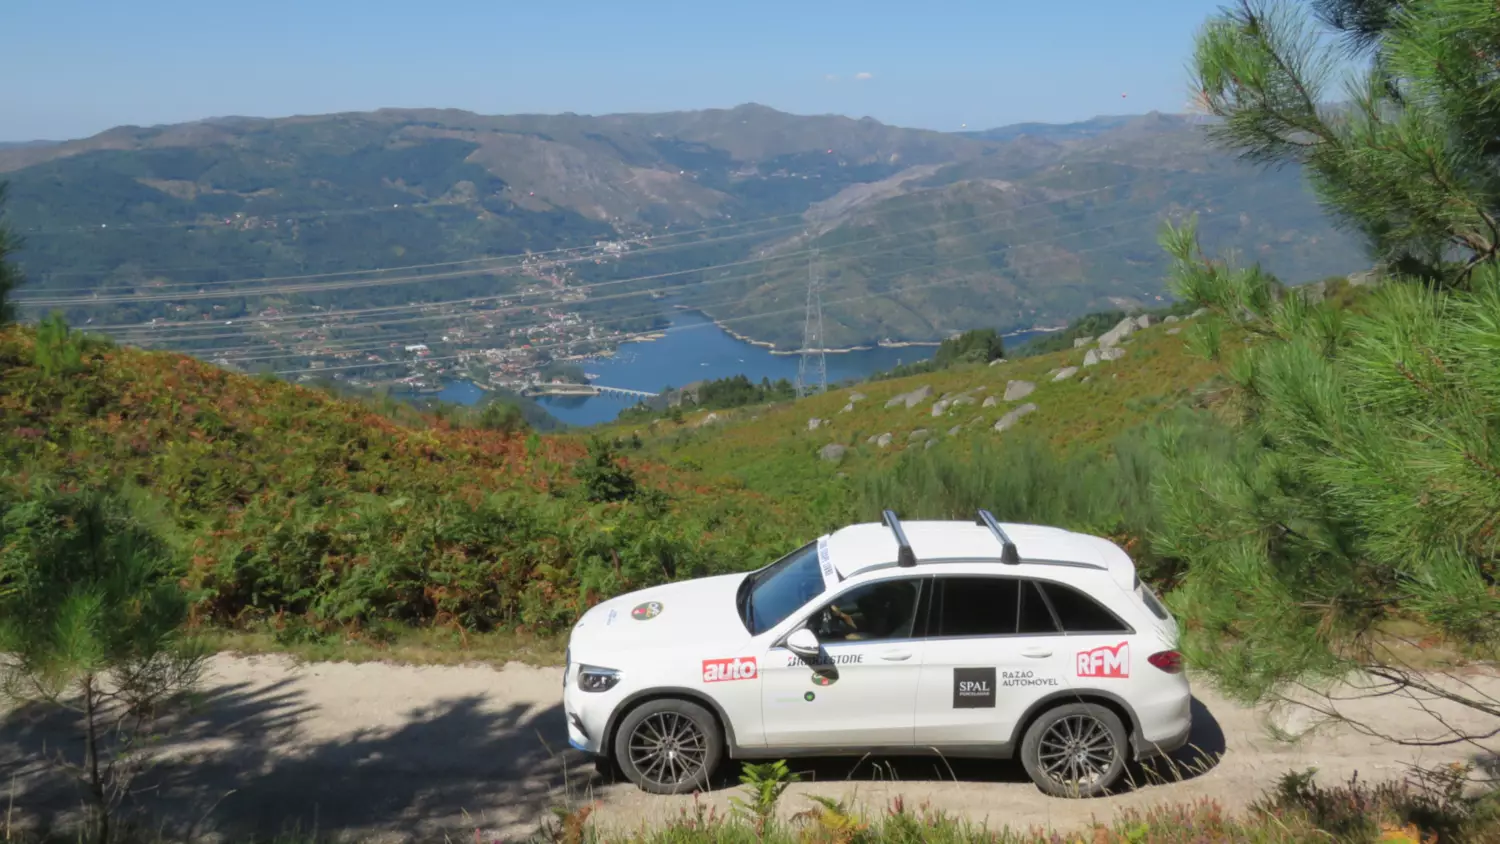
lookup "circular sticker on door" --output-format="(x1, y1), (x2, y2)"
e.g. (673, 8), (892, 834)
(804, 691), (816, 702)
(811, 671), (837, 687)
(630, 601), (663, 621)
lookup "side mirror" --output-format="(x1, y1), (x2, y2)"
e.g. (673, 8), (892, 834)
(785, 628), (821, 658)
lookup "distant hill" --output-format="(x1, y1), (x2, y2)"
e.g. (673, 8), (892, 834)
(2, 105), (1365, 351)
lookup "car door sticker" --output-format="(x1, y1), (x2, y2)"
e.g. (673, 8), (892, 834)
(953, 667), (996, 709)
(1002, 670), (1059, 688)
(630, 601), (663, 621)
(702, 656), (758, 683)
(810, 670), (837, 687)
(816, 537), (836, 591)
(1076, 642), (1130, 678)
(786, 653), (863, 666)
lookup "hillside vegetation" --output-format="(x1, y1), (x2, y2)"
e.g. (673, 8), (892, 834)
(0, 321), (807, 640)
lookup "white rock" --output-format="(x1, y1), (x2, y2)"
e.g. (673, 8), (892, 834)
(848, 391), (866, 402)
(1073, 336), (1095, 348)
(993, 402), (1038, 433)
(947, 425), (963, 436)
(982, 396), (998, 408)
(1163, 314), (1180, 324)
(1166, 327), (1182, 335)
(1191, 307), (1210, 318)
(1135, 314), (1153, 329)
(908, 429), (930, 441)
(1083, 348), (1101, 367)
(1101, 347), (1126, 362)
(1052, 366), (1079, 382)
(808, 418), (823, 431)
(931, 399), (951, 417)
(819, 443), (847, 462)
(1003, 380), (1036, 402)
(876, 432), (893, 448)
(840, 403), (854, 413)
(1097, 316), (1137, 349)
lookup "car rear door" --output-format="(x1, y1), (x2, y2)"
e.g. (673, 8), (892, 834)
(914, 576), (1074, 751)
(760, 575), (928, 749)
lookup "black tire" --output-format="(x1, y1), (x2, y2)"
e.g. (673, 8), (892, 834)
(593, 753), (620, 783)
(1020, 702), (1129, 798)
(612, 698), (724, 795)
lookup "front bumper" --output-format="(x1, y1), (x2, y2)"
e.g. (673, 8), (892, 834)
(562, 663), (623, 755)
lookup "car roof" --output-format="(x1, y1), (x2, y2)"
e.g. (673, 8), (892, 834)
(822, 519), (1136, 590)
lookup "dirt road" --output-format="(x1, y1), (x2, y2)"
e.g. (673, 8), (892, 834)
(4, 654), (1497, 842)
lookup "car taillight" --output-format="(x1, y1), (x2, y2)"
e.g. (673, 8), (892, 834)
(1147, 650), (1183, 673)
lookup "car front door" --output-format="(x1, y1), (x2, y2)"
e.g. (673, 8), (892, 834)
(760, 576), (928, 750)
(914, 576), (1074, 752)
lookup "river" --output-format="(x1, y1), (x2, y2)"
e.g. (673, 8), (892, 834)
(434, 312), (1053, 428)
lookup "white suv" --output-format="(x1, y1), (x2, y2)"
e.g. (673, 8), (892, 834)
(562, 510), (1191, 797)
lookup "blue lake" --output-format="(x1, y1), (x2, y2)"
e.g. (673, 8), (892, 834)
(435, 312), (1051, 428)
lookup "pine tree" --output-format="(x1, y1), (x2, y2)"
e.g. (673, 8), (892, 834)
(0, 182), (22, 325)
(0, 481), (206, 843)
(1192, 0), (1500, 283)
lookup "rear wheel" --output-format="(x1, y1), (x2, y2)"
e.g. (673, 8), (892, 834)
(1020, 702), (1128, 798)
(612, 698), (723, 794)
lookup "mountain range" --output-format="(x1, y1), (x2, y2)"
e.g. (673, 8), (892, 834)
(1, 104), (1366, 350)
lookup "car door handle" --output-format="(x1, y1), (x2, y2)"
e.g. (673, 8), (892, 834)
(878, 649), (912, 661)
(1021, 648), (1053, 658)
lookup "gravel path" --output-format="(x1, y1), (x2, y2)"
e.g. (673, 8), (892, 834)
(3, 654), (1497, 842)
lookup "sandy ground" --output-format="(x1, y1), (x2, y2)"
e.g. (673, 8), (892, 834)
(3, 654), (1498, 842)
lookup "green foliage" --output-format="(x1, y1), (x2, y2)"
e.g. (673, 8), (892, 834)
(477, 397), (531, 434)
(729, 760), (800, 835)
(1154, 226), (1500, 711)
(1190, 0), (1500, 283)
(573, 436), (640, 503)
(0, 478), (206, 844)
(874, 328), (1006, 380)
(0, 182), (19, 326)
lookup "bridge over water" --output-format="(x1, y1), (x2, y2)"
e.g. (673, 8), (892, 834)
(522, 382), (659, 400)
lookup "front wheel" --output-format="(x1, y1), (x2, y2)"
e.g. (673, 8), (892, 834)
(1020, 702), (1128, 798)
(612, 698), (724, 794)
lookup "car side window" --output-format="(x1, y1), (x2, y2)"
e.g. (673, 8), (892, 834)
(1017, 580), (1060, 634)
(933, 577), (1018, 637)
(1038, 581), (1129, 633)
(808, 578), (922, 643)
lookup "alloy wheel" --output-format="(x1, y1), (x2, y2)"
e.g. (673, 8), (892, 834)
(627, 711), (709, 788)
(1037, 713), (1118, 790)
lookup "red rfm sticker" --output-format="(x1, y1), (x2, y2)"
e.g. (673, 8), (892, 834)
(1076, 642), (1129, 678)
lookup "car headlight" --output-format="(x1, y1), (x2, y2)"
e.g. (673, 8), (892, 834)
(577, 665), (622, 693)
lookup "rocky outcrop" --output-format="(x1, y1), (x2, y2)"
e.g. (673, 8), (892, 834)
(908, 429), (930, 442)
(1003, 380), (1036, 402)
(819, 443), (847, 462)
(1097, 316), (1137, 349)
(1052, 366), (1079, 382)
(1074, 336), (1094, 348)
(808, 418), (824, 431)
(885, 385), (933, 409)
(994, 402), (1037, 433)
(982, 396), (998, 408)
(1135, 315), (1153, 330)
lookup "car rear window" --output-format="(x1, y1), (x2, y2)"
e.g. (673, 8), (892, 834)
(1134, 577), (1170, 621)
(1037, 581), (1129, 633)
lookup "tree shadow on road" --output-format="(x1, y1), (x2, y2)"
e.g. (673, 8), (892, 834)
(2, 678), (581, 841)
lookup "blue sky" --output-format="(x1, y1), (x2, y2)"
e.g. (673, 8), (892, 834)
(3, 0), (1227, 142)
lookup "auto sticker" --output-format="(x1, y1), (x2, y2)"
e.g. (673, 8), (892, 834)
(953, 667), (996, 709)
(630, 601), (663, 621)
(816, 537), (836, 590)
(702, 656), (758, 683)
(1076, 642), (1130, 678)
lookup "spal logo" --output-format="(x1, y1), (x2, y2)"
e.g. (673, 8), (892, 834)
(701, 656), (758, 683)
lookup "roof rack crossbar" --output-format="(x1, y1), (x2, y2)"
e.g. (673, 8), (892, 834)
(975, 509), (1021, 565)
(880, 509), (918, 568)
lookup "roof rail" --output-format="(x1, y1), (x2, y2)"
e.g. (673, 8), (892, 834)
(880, 509), (918, 567)
(976, 509), (1021, 565)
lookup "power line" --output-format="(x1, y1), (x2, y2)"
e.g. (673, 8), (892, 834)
(796, 250), (826, 398)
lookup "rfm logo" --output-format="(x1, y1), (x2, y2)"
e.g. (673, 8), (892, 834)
(1076, 642), (1130, 678)
(702, 657), (758, 683)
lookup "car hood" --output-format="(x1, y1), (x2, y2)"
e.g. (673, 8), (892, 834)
(569, 573), (752, 654)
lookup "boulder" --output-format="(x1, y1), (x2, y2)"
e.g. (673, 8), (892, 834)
(1101, 347), (1126, 362)
(1097, 316), (1137, 349)
(988, 358), (1008, 367)
(819, 443), (847, 462)
(1073, 336), (1095, 348)
(1166, 327), (1182, 335)
(1135, 314), (1153, 330)
(948, 425), (963, 437)
(1052, 366), (1079, 382)
(702, 413), (721, 425)
(1191, 307), (1210, 318)
(848, 391), (867, 402)
(1083, 349), (1101, 367)
(876, 432), (893, 448)
(925, 439), (937, 450)
(951, 394), (977, 407)
(931, 399), (951, 417)
(808, 418), (823, 431)
(885, 385), (933, 409)
(993, 403), (1038, 433)
(1003, 380), (1036, 402)
(908, 429), (930, 442)
(982, 396), (998, 408)
(840, 403), (854, 413)
(1163, 314), (1180, 324)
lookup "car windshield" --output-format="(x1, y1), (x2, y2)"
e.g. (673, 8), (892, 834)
(737, 542), (826, 635)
